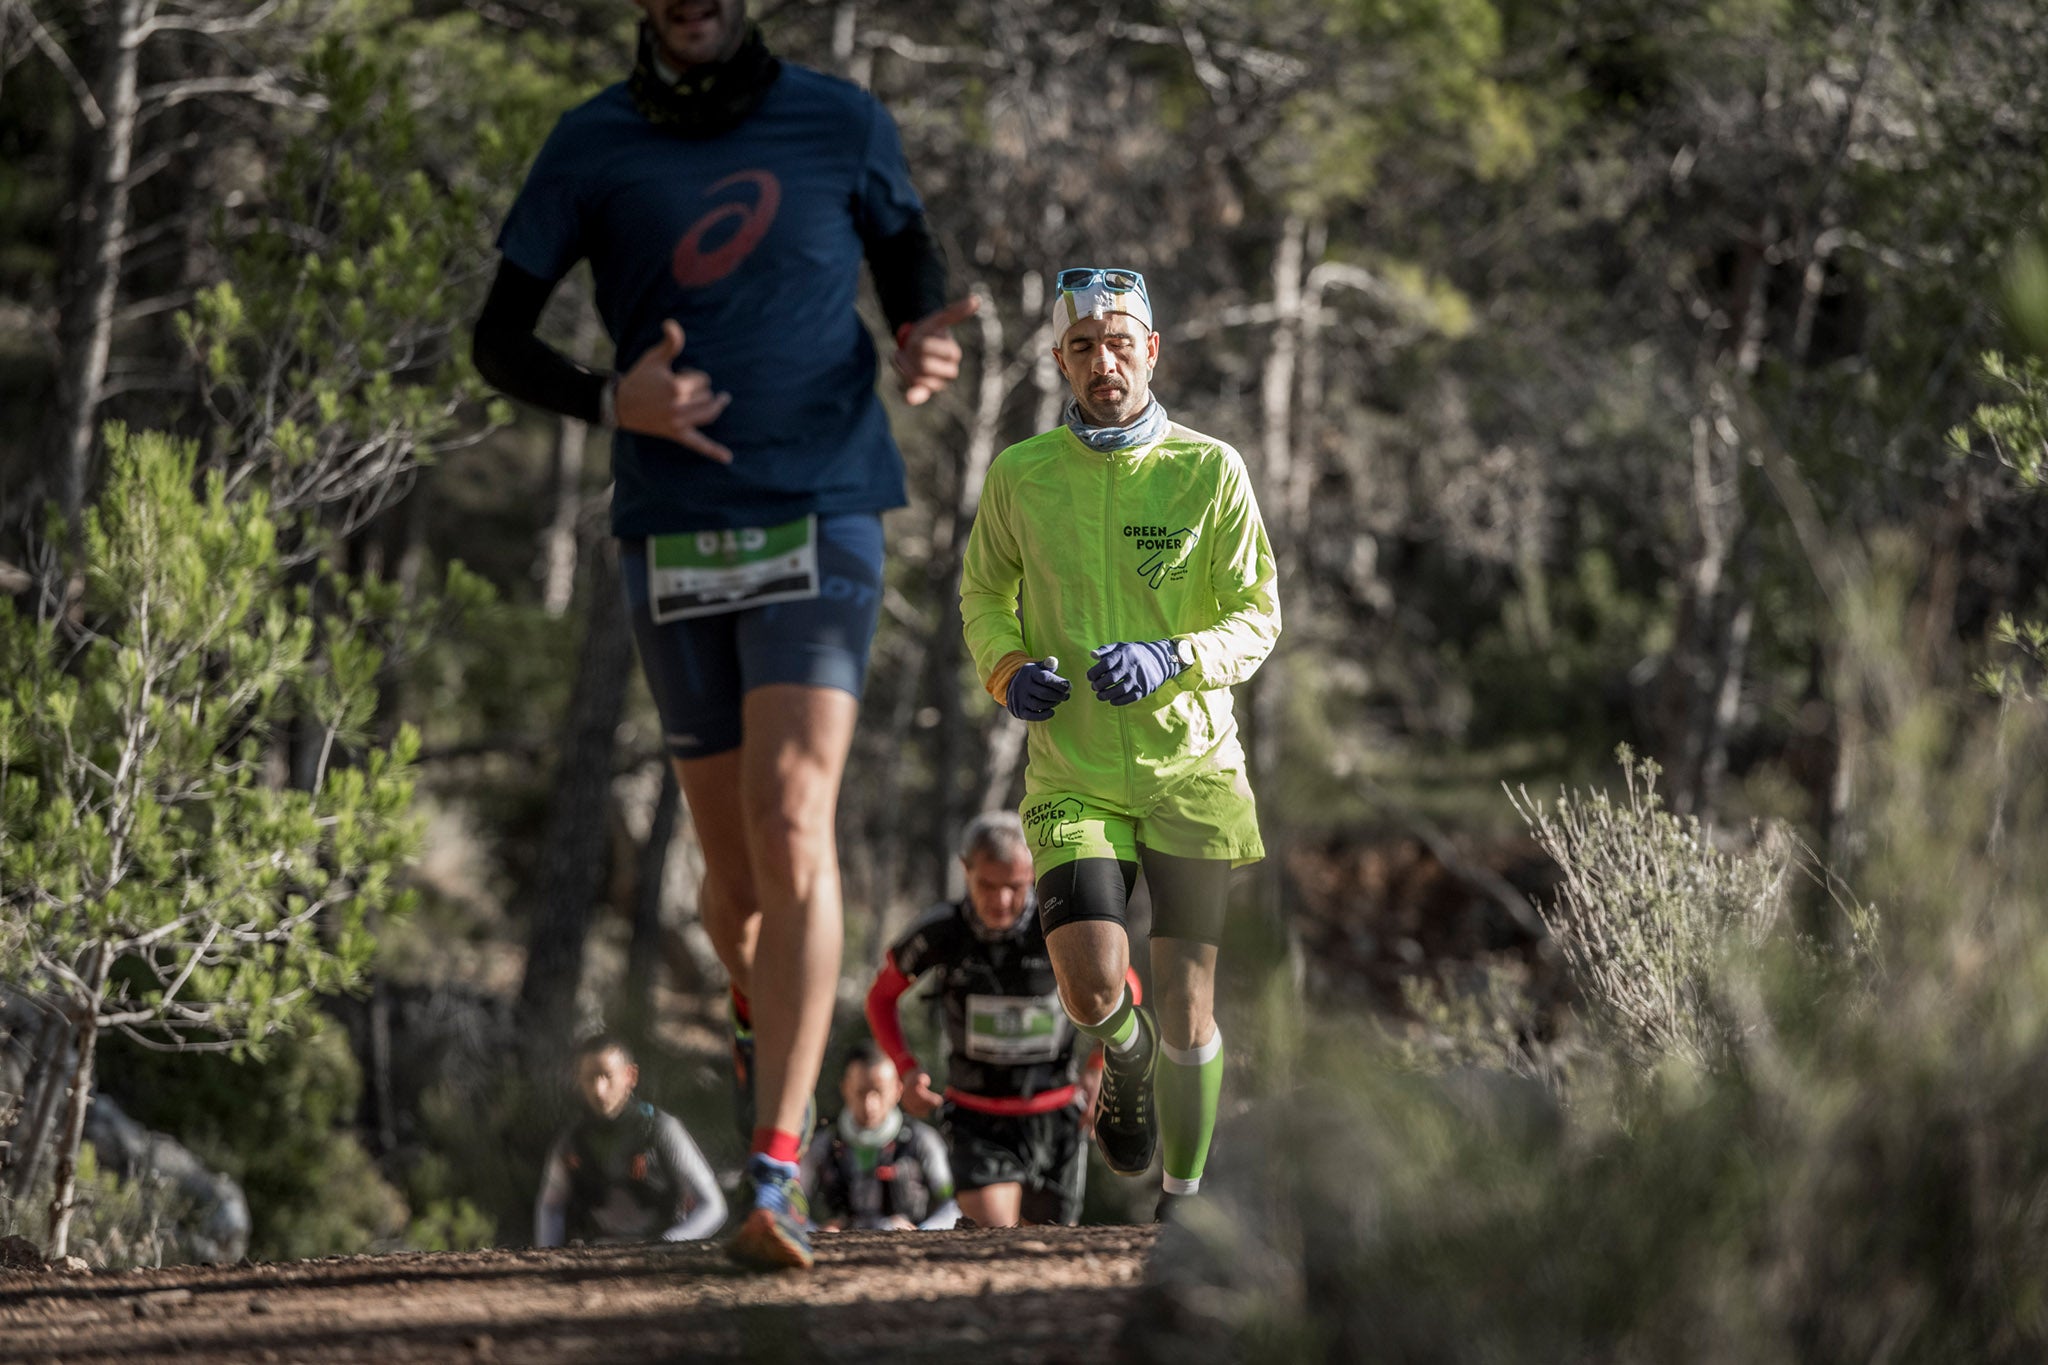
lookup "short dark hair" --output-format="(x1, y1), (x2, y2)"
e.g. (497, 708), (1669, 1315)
(841, 1039), (891, 1075)
(574, 1031), (634, 1065)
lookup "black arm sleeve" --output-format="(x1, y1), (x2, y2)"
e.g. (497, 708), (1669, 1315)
(862, 212), (949, 335)
(471, 258), (609, 425)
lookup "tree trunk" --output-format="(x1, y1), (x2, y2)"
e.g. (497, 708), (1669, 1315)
(979, 715), (1027, 815)
(1660, 216), (1776, 815)
(540, 416), (589, 618)
(931, 289), (1006, 887)
(367, 976), (397, 1155)
(51, 0), (145, 529)
(4, 1011), (70, 1202)
(539, 314), (600, 617)
(517, 540), (635, 1045)
(1027, 264), (1064, 435)
(46, 948), (110, 1259)
(1696, 575), (1756, 810)
(1245, 217), (1305, 899)
(625, 763), (682, 1030)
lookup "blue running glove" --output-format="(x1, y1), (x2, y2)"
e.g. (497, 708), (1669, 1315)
(1005, 656), (1071, 722)
(1087, 640), (1183, 705)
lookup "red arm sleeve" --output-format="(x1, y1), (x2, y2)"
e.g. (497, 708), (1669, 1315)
(864, 960), (920, 1078)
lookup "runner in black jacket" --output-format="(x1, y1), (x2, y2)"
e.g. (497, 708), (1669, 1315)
(866, 813), (1136, 1226)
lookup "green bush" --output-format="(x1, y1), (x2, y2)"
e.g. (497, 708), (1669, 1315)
(97, 1022), (406, 1261)
(0, 1144), (191, 1270)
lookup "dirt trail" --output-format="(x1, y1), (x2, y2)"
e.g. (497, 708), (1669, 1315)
(0, 1225), (1155, 1364)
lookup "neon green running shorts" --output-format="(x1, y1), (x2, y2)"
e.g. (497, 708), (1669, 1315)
(1017, 766), (1265, 878)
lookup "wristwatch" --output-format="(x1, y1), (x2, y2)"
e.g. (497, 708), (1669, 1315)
(1171, 637), (1196, 669)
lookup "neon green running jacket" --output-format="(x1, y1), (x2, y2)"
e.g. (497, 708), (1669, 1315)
(959, 421), (1281, 806)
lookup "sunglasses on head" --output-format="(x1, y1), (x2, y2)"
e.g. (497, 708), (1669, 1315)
(1055, 267), (1149, 297)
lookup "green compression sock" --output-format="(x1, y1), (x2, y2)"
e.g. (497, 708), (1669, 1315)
(1071, 987), (1141, 1058)
(1158, 1027), (1223, 1193)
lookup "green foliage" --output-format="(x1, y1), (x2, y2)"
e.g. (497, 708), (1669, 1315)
(1142, 557), (2048, 1363)
(0, 1143), (195, 1270)
(97, 1023), (407, 1261)
(1952, 351), (2048, 491)
(1389, 958), (1569, 1086)
(0, 427), (420, 1052)
(399, 1150), (497, 1253)
(2003, 224), (2048, 360)
(176, 35), (505, 554)
(1951, 350), (2048, 699)
(1283, 0), (1541, 208)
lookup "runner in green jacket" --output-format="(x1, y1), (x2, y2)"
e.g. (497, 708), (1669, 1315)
(959, 267), (1279, 1217)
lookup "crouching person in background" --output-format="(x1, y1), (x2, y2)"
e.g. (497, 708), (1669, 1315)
(535, 1033), (727, 1247)
(802, 1043), (958, 1231)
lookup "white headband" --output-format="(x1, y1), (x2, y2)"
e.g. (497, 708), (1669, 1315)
(1053, 280), (1154, 336)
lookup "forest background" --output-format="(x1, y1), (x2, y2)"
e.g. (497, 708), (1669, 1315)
(2, 0), (2047, 1347)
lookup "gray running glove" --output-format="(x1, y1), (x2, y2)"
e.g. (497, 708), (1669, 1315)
(1086, 640), (1183, 705)
(1005, 657), (1071, 722)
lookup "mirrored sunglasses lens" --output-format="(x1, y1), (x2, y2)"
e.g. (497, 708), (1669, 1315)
(1101, 270), (1144, 292)
(1056, 269), (1098, 290)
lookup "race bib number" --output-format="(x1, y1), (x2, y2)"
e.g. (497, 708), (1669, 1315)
(647, 516), (819, 622)
(964, 993), (1068, 1064)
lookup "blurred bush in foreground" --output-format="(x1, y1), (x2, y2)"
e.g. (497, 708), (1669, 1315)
(1131, 547), (2048, 1363)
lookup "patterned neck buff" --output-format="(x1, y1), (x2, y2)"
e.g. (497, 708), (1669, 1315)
(627, 21), (782, 139)
(1064, 395), (1170, 453)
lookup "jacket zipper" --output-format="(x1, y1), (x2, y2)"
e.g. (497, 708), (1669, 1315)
(1103, 448), (1137, 808)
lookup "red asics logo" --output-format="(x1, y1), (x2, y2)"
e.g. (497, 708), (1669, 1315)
(671, 170), (781, 288)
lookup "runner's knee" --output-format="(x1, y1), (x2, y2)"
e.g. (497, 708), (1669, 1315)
(1057, 973), (1126, 1027)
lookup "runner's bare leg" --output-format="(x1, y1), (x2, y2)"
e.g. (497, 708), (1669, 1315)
(1045, 920), (1131, 1027)
(1149, 938), (1218, 1052)
(737, 683), (858, 1141)
(958, 1182), (1023, 1227)
(675, 749), (760, 997)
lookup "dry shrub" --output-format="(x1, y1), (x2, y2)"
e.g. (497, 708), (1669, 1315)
(1132, 560), (2048, 1364)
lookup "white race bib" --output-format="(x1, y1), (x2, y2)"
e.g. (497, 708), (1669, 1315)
(647, 516), (819, 623)
(964, 992), (1069, 1064)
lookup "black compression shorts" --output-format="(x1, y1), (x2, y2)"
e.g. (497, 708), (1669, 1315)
(1035, 849), (1233, 946)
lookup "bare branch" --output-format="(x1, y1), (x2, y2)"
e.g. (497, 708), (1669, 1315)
(111, 1024), (241, 1053)
(137, 0), (285, 40)
(138, 72), (318, 116)
(18, 0), (103, 128)
(153, 923), (219, 1009)
(856, 29), (1006, 69)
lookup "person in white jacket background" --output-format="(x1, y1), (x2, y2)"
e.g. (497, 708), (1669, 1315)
(534, 1034), (726, 1247)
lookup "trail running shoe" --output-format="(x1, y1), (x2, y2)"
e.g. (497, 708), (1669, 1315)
(1155, 1189), (1191, 1224)
(730, 1154), (813, 1271)
(1093, 1007), (1158, 1176)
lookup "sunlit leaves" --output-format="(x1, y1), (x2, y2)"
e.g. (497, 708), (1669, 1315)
(0, 427), (431, 1051)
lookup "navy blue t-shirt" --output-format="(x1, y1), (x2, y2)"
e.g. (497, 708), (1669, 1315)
(497, 66), (924, 536)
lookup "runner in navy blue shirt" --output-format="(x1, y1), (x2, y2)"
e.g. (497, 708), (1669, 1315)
(475, 0), (976, 1273)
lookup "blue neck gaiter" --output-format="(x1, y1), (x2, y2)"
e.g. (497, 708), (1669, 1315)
(1064, 396), (1169, 453)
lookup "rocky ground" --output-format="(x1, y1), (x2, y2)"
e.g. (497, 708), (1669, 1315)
(0, 1225), (1156, 1364)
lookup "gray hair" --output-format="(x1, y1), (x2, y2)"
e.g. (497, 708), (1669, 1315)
(959, 810), (1029, 865)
